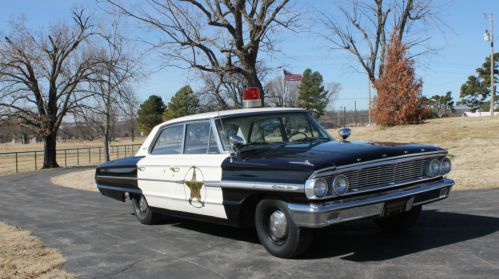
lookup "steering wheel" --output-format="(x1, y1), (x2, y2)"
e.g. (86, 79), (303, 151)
(288, 131), (309, 142)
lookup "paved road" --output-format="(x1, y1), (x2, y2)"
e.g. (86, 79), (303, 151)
(0, 168), (498, 278)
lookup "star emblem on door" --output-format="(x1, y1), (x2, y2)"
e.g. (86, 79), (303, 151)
(184, 166), (205, 207)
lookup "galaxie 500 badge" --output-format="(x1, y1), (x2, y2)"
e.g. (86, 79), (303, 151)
(184, 166), (205, 208)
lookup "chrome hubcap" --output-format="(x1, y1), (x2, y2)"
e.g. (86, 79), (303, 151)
(268, 210), (288, 240)
(138, 196), (148, 214)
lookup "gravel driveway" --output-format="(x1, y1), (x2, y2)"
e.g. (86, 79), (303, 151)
(0, 168), (498, 278)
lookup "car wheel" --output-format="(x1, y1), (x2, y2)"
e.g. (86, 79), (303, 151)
(131, 194), (162, 225)
(375, 205), (422, 232)
(255, 199), (312, 258)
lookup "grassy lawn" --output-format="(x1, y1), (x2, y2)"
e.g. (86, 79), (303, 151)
(0, 222), (71, 279)
(328, 116), (499, 190)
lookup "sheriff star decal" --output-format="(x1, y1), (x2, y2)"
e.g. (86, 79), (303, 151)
(184, 166), (205, 208)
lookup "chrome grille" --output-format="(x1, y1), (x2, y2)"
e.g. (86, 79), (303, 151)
(343, 158), (430, 192)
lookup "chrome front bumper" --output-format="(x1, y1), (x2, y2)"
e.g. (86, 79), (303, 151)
(288, 178), (454, 228)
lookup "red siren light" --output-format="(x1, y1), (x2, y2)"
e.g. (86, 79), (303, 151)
(242, 87), (262, 108)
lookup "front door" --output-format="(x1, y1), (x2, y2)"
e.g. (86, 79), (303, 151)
(137, 121), (229, 219)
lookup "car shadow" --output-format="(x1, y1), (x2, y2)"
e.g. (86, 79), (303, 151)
(151, 210), (499, 260)
(299, 210), (499, 261)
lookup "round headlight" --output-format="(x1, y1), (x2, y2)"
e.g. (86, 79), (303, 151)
(427, 158), (441, 177)
(313, 178), (328, 198)
(333, 175), (349, 195)
(441, 158), (451, 174)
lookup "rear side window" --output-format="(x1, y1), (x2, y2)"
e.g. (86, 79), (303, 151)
(151, 125), (184, 155)
(184, 122), (211, 154)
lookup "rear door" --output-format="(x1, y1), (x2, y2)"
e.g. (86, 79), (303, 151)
(137, 123), (185, 209)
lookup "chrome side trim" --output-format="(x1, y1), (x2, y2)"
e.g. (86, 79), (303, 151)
(288, 178), (454, 228)
(96, 175), (138, 181)
(96, 175), (221, 187)
(96, 184), (142, 194)
(309, 150), (448, 179)
(220, 180), (304, 193)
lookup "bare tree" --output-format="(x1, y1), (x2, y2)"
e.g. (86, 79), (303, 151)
(198, 61), (270, 110)
(320, 0), (434, 83)
(75, 18), (140, 161)
(0, 10), (97, 168)
(326, 82), (342, 110)
(198, 72), (246, 110)
(106, 0), (298, 105)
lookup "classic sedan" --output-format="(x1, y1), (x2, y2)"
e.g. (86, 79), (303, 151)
(95, 107), (454, 258)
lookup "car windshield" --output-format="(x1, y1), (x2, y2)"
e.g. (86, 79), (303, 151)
(215, 112), (331, 151)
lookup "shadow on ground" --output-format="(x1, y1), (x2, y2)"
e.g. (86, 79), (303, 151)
(147, 209), (499, 261)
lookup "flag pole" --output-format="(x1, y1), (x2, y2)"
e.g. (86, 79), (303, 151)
(282, 68), (286, 107)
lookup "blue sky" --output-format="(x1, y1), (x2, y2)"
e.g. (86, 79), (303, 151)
(1, 0), (498, 110)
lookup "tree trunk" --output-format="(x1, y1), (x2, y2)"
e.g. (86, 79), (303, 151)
(244, 68), (265, 106)
(130, 115), (135, 142)
(43, 133), (59, 169)
(104, 131), (110, 162)
(104, 106), (111, 162)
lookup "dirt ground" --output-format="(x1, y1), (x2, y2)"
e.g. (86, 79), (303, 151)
(51, 169), (97, 192)
(329, 116), (499, 190)
(0, 222), (71, 279)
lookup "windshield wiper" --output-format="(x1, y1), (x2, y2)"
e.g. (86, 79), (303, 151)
(238, 141), (285, 150)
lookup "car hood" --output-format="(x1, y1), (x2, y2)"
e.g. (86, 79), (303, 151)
(227, 140), (446, 173)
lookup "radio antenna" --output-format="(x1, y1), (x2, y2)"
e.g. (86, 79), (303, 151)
(217, 110), (228, 150)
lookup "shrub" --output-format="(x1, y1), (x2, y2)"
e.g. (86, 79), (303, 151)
(373, 30), (428, 126)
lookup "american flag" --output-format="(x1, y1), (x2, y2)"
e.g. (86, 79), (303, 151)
(283, 69), (302, 81)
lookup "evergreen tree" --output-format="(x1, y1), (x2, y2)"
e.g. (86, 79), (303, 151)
(459, 53), (499, 112)
(373, 30), (427, 125)
(163, 86), (200, 121)
(298, 69), (330, 119)
(137, 95), (166, 134)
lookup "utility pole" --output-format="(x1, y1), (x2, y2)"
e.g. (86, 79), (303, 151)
(485, 14), (495, 117)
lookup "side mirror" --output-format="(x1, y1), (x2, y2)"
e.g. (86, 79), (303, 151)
(338, 128), (352, 141)
(229, 135), (244, 148)
(229, 135), (244, 158)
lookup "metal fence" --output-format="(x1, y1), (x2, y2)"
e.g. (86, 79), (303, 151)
(0, 144), (142, 175)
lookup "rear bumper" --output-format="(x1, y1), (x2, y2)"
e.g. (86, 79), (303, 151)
(288, 178), (454, 228)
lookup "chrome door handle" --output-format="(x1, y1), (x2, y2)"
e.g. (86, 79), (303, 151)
(170, 167), (180, 172)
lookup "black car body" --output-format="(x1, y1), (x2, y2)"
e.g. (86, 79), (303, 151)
(96, 108), (454, 258)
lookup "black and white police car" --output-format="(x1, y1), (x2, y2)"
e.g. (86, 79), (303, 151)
(96, 88), (454, 258)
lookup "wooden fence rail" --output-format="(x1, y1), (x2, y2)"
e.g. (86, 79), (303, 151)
(0, 144), (142, 175)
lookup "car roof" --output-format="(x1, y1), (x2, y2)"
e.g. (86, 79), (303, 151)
(160, 107), (307, 126)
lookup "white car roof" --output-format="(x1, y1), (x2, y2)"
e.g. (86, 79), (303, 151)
(136, 107), (307, 156)
(160, 107), (306, 126)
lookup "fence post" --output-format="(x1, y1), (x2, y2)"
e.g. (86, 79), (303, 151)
(88, 148), (91, 164)
(117, 146), (120, 159)
(125, 145), (127, 157)
(64, 149), (67, 167)
(15, 153), (18, 173)
(77, 149), (79, 166)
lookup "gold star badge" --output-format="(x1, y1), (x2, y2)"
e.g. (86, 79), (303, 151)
(184, 167), (204, 207)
